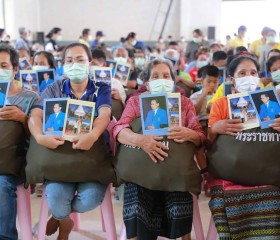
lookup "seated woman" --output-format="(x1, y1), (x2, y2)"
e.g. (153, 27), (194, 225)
(208, 54), (280, 239)
(0, 43), (39, 240)
(28, 43), (111, 240)
(113, 59), (205, 240)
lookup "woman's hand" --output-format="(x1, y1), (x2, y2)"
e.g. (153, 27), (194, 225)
(0, 106), (26, 123)
(211, 119), (243, 136)
(138, 135), (169, 163)
(36, 134), (65, 149)
(71, 132), (97, 150)
(167, 126), (194, 143)
(270, 118), (280, 132)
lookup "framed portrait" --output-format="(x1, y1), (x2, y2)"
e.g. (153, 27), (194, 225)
(37, 69), (55, 94)
(227, 92), (259, 130)
(20, 70), (39, 93)
(0, 81), (10, 108)
(139, 93), (170, 136)
(19, 58), (32, 71)
(63, 99), (95, 141)
(224, 82), (236, 96)
(113, 62), (131, 86)
(168, 93), (181, 127)
(43, 98), (68, 136)
(91, 66), (112, 86)
(249, 88), (280, 129)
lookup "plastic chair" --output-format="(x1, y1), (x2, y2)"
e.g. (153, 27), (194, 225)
(119, 194), (205, 240)
(206, 216), (218, 240)
(17, 185), (33, 240)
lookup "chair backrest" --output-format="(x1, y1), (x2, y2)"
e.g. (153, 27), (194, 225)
(106, 117), (117, 156)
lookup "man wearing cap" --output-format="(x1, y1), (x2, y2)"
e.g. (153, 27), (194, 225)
(250, 27), (271, 58)
(90, 31), (104, 49)
(229, 25), (247, 48)
(15, 27), (30, 52)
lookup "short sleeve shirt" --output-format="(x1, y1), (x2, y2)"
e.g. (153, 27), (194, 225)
(35, 79), (111, 116)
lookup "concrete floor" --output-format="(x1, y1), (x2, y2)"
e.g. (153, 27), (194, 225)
(19, 192), (213, 240)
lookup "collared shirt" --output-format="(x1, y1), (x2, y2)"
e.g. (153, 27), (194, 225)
(35, 79), (111, 116)
(229, 37), (246, 48)
(15, 37), (30, 51)
(79, 38), (90, 48)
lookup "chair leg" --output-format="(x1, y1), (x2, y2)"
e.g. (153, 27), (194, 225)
(100, 186), (117, 240)
(192, 194), (205, 240)
(37, 188), (49, 240)
(206, 216), (218, 240)
(120, 223), (127, 240)
(100, 207), (106, 232)
(70, 212), (81, 231)
(17, 185), (33, 240)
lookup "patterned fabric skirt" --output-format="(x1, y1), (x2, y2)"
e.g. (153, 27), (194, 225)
(123, 183), (193, 240)
(209, 185), (280, 240)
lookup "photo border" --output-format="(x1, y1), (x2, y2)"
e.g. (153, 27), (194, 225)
(139, 93), (170, 136)
(113, 62), (131, 86)
(249, 87), (280, 129)
(43, 97), (68, 136)
(91, 66), (112, 86)
(19, 70), (39, 93)
(168, 92), (182, 127)
(36, 69), (56, 94)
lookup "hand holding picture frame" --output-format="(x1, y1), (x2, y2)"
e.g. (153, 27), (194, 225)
(227, 92), (259, 130)
(140, 93), (170, 136)
(249, 88), (280, 129)
(63, 99), (95, 141)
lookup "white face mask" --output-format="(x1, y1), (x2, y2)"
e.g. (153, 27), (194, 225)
(271, 69), (280, 83)
(137, 78), (144, 85)
(132, 40), (137, 46)
(148, 79), (174, 94)
(32, 65), (49, 71)
(0, 69), (14, 81)
(114, 57), (127, 63)
(235, 76), (260, 92)
(55, 35), (62, 41)
(64, 63), (89, 83)
(87, 35), (93, 42)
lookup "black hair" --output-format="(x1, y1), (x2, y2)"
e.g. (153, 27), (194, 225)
(126, 32), (136, 41)
(210, 43), (221, 50)
(212, 51), (227, 62)
(168, 41), (178, 46)
(151, 99), (160, 104)
(193, 29), (203, 36)
(201, 65), (219, 79)
(267, 55), (280, 72)
(62, 43), (92, 63)
(33, 51), (56, 69)
(235, 46), (248, 55)
(46, 27), (61, 39)
(228, 55), (259, 77)
(267, 49), (280, 59)
(260, 93), (269, 98)
(227, 49), (234, 56)
(91, 48), (106, 61)
(0, 43), (19, 68)
(82, 28), (90, 37)
(142, 59), (176, 83)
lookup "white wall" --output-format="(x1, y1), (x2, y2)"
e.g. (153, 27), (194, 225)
(180, 0), (222, 41)
(2, 0), (223, 42)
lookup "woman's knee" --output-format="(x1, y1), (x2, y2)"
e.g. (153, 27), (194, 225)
(73, 183), (108, 213)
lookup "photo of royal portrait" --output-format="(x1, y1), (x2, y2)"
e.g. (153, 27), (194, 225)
(228, 92), (259, 130)
(168, 93), (181, 127)
(114, 63), (130, 86)
(37, 69), (55, 94)
(249, 88), (280, 129)
(43, 98), (68, 136)
(19, 58), (32, 71)
(92, 67), (112, 86)
(140, 93), (170, 136)
(63, 99), (95, 141)
(20, 70), (38, 92)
